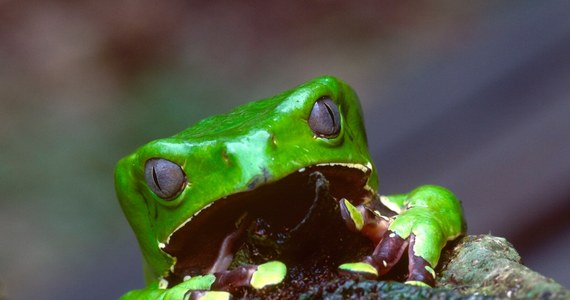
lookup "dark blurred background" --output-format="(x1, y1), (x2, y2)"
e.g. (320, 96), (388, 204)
(1, 1), (569, 299)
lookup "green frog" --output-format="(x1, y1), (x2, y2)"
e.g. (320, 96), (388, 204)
(115, 76), (465, 299)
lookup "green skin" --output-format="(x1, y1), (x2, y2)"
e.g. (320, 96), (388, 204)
(115, 76), (465, 299)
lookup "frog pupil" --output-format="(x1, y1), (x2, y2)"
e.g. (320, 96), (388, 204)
(151, 167), (161, 190)
(324, 102), (337, 128)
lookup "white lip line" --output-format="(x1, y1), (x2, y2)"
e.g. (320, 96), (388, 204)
(162, 162), (373, 246)
(313, 162), (372, 173)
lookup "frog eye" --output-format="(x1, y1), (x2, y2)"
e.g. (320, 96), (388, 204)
(308, 96), (341, 137)
(144, 158), (186, 200)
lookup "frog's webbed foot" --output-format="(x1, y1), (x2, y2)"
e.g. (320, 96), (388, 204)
(338, 199), (436, 286)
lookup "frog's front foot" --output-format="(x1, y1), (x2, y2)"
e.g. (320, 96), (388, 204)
(339, 231), (435, 286)
(180, 261), (286, 299)
(211, 260), (287, 290)
(338, 198), (437, 286)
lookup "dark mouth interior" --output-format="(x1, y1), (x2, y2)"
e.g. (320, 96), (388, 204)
(163, 165), (373, 286)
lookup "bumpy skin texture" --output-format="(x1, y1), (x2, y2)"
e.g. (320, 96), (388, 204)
(115, 76), (465, 298)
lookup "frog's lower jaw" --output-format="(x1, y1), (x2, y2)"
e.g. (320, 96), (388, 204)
(160, 164), (373, 289)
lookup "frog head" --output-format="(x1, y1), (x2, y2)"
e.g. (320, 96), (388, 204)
(115, 76), (378, 286)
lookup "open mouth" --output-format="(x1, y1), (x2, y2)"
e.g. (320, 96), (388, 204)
(162, 164), (374, 287)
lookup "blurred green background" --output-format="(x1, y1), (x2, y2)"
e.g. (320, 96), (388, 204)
(1, 1), (569, 299)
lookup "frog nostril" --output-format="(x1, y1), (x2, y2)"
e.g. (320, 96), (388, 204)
(221, 148), (231, 165)
(268, 132), (278, 148)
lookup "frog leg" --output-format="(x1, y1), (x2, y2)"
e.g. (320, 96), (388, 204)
(338, 228), (409, 279)
(406, 234), (437, 287)
(338, 198), (440, 286)
(388, 185), (462, 286)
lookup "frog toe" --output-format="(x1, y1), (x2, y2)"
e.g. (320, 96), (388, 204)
(250, 261), (287, 289)
(406, 235), (437, 287)
(339, 198), (365, 232)
(339, 198), (390, 243)
(361, 230), (409, 277)
(338, 262), (378, 278)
